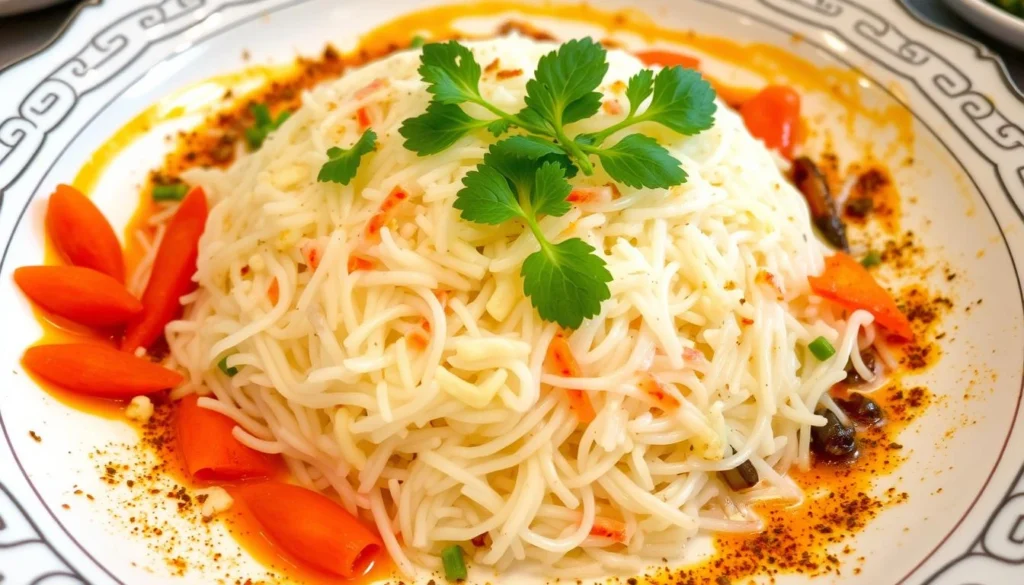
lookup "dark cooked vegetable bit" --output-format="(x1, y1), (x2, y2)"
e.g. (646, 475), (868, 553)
(836, 392), (884, 425)
(792, 157), (849, 252)
(845, 196), (874, 218)
(442, 544), (468, 581)
(811, 408), (857, 460)
(844, 350), (876, 385)
(720, 459), (759, 491)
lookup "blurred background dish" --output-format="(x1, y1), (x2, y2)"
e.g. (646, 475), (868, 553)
(0, 0), (68, 17)
(944, 0), (1024, 49)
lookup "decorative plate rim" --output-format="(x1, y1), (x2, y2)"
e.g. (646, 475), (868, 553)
(0, 1), (1022, 584)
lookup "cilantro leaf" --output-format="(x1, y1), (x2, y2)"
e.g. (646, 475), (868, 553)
(486, 137), (577, 184)
(524, 38), (608, 126)
(400, 103), (485, 155)
(625, 69), (654, 115)
(317, 129), (377, 185)
(530, 161), (572, 218)
(487, 119), (511, 137)
(593, 134), (686, 189)
(642, 67), (717, 135)
(419, 41), (483, 104)
(562, 92), (604, 125)
(454, 164), (524, 225)
(521, 238), (612, 329)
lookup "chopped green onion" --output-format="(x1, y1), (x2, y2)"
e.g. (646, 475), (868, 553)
(860, 250), (882, 268)
(410, 34), (427, 48)
(246, 104), (292, 150)
(441, 545), (467, 581)
(217, 355), (239, 377)
(152, 183), (189, 201)
(245, 126), (268, 150)
(250, 102), (272, 126)
(809, 336), (836, 361)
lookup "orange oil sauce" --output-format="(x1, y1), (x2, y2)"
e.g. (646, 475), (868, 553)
(24, 1), (927, 583)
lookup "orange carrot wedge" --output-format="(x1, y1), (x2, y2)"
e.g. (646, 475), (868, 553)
(739, 85), (801, 160)
(546, 333), (596, 423)
(122, 187), (208, 353)
(808, 252), (913, 340)
(266, 278), (281, 304)
(635, 50), (701, 70)
(589, 516), (628, 543)
(46, 184), (125, 282)
(235, 482), (383, 578)
(638, 372), (680, 411)
(23, 344), (182, 399)
(364, 186), (409, 241)
(357, 106), (373, 130)
(177, 394), (276, 481)
(14, 265), (142, 327)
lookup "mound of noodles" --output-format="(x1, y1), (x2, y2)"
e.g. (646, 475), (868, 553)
(165, 36), (875, 577)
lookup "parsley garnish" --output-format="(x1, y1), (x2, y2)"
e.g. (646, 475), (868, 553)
(245, 103), (291, 150)
(399, 38), (717, 189)
(317, 129), (377, 185)
(454, 140), (611, 328)
(399, 38), (717, 327)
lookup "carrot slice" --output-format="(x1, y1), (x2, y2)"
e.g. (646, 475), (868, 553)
(545, 333), (596, 423)
(347, 252), (376, 273)
(235, 482), (383, 578)
(635, 49), (701, 70)
(46, 184), (125, 282)
(267, 278), (280, 304)
(589, 516), (628, 543)
(15, 265), (142, 327)
(356, 106), (373, 130)
(739, 85), (801, 160)
(638, 372), (680, 411)
(23, 344), (182, 399)
(177, 394), (276, 481)
(364, 186), (409, 241)
(122, 187), (208, 353)
(808, 252), (913, 340)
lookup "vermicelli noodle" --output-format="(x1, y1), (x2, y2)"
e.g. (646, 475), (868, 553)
(159, 36), (876, 577)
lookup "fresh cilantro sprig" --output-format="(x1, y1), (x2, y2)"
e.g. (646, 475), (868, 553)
(455, 140), (612, 328)
(398, 38), (717, 328)
(245, 103), (292, 150)
(399, 38), (717, 190)
(318, 129), (377, 185)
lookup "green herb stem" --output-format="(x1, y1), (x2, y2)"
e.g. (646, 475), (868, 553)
(585, 115), (639, 146)
(553, 127), (595, 175)
(472, 98), (550, 136)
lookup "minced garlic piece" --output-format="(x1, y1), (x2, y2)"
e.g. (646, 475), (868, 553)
(196, 486), (234, 521)
(125, 396), (154, 423)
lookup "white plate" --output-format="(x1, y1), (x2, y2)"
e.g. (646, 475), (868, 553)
(944, 0), (1024, 50)
(1, 1), (1023, 584)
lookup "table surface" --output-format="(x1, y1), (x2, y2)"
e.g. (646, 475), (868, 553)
(0, 0), (1020, 84)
